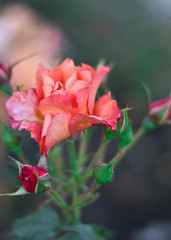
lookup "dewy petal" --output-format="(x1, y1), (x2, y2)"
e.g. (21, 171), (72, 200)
(88, 66), (110, 114)
(38, 94), (75, 116)
(94, 92), (121, 130)
(45, 112), (72, 155)
(6, 89), (40, 121)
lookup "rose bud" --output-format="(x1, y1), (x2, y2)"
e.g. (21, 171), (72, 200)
(2, 123), (21, 153)
(149, 96), (171, 124)
(0, 63), (8, 86)
(17, 164), (51, 193)
(0, 155), (51, 196)
(93, 163), (114, 184)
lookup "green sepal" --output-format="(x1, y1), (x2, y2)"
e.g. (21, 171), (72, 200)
(104, 125), (116, 141)
(0, 186), (28, 196)
(104, 108), (131, 141)
(142, 116), (157, 131)
(36, 180), (51, 194)
(2, 122), (21, 153)
(115, 108), (131, 136)
(118, 123), (133, 150)
(93, 164), (114, 184)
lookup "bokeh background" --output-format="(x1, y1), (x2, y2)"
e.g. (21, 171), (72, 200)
(0, 0), (171, 239)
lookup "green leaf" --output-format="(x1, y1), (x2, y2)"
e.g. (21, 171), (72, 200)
(59, 223), (105, 240)
(12, 205), (62, 239)
(118, 123), (133, 150)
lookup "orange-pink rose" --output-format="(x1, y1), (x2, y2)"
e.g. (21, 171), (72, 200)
(6, 59), (120, 155)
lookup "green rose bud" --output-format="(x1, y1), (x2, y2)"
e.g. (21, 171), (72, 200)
(2, 123), (21, 153)
(93, 164), (114, 184)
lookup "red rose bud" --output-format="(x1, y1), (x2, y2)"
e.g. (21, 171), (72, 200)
(0, 63), (8, 86)
(149, 96), (171, 124)
(17, 165), (51, 193)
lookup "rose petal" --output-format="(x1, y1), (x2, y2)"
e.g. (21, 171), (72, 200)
(76, 87), (89, 114)
(69, 113), (111, 135)
(36, 63), (46, 100)
(45, 112), (72, 154)
(9, 120), (43, 143)
(46, 58), (75, 85)
(77, 70), (92, 83)
(6, 88), (40, 121)
(94, 92), (121, 130)
(41, 114), (52, 138)
(88, 66), (110, 114)
(38, 94), (75, 116)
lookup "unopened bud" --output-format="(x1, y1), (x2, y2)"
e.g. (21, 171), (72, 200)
(2, 124), (21, 153)
(93, 164), (114, 184)
(149, 96), (171, 124)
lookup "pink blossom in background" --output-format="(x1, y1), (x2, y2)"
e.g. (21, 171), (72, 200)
(0, 3), (66, 90)
(6, 59), (120, 155)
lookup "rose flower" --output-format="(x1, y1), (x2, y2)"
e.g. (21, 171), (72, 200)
(6, 59), (120, 155)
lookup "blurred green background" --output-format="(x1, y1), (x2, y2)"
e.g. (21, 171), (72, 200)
(0, 1), (171, 240)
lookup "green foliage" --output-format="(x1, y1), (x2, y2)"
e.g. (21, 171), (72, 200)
(93, 164), (114, 184)
(9, 205), (109, 240)
(11, 205), (62, 240)
(59, 223), (105, 240)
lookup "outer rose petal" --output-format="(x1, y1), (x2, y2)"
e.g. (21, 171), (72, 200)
(94, 92), (121, 130)
(88, 66), (110, 114)
(38, 94), (75, 116)
(9, 120), (42, 142)
(6, 89), (40, 121)
(45, 112), (72, 154)
(69, 113), (114, 136)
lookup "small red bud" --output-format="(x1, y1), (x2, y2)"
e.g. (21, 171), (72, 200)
(0, 63), (8, 86)
(149, 96), (171, 124)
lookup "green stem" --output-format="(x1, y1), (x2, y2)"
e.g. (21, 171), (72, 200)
(68, 141), (80, 222)
(83, 138), (108, 180)
(46, 188), (72, 224)
(78, 132), (87, 164)
(68, 142), (78, 179)
(79, 182), (98, 199)
(112, 127), (145, 168)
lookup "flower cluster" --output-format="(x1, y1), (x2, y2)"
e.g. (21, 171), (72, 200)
(6, 59), (121, 155)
